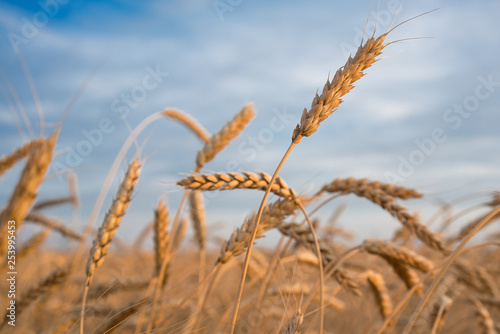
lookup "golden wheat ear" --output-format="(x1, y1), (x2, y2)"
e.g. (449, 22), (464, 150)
(80, 157), (141, 334)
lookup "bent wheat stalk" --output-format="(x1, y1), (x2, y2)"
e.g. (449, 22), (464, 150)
(230, 32), (390, 334)
(146, 104), (255, 332)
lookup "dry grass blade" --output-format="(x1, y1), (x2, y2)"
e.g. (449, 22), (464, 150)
(292, 33), (387, 142)
(456, 210), (500, 240)
(25, 211), (83, 241)
(282, 309), (304, 334)
(163, 109), (210, 142)
(0, 138), (45, 177)
(178, 171), (296, 198)
(32, 196), (76, 211)
(172, 216), (187, 252)
(196, 103), (255, 168)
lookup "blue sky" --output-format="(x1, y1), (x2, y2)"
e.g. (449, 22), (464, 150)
(1, 0), (499, 247)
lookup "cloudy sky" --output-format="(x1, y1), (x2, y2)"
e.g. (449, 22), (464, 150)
(1, 0), (499, 247)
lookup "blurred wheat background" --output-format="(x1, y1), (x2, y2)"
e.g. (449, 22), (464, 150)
(0, 1), (499, 333)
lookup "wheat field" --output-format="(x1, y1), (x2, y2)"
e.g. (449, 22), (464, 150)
(1, 7), (499, 334)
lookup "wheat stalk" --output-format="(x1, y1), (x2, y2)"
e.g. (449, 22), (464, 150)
(178, 171), (296, 198)
(189, 190), (207, 250)
(196, 103), (255, 168)
(163, 109), (210, 142)
(25, 212), (83, 241)
(80, 157), (141, 334)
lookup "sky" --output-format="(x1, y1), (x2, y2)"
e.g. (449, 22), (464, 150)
(1, 0), (499, 248)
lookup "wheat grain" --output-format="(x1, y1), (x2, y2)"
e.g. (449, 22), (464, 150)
(153, 200), (169, 277)
(196, 103), (255, 168)
(292, 34), (387, 142)
(178, 171), (296, 198)
(85, 158), (141, 285)
(362, 270), (393, 319)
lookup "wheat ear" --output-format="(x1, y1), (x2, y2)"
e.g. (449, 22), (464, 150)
(231, 33), (391, 333)
(153, 200), (169, 277)
(317, 177), (422, 199)
(80, 158), (141, 334)
(196, 103), (255, 168)
(292, 34), (387, 142)
(0, 138), (45, 177)
(147, 105), (256, 332)
(363, 239), (434, 272)
(178, 171), (296, 198)
(163, 109), (210, 142)
(0, 130), (58, 257)
(321, 181), (445, 251)
(362, 270), (393, 319)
